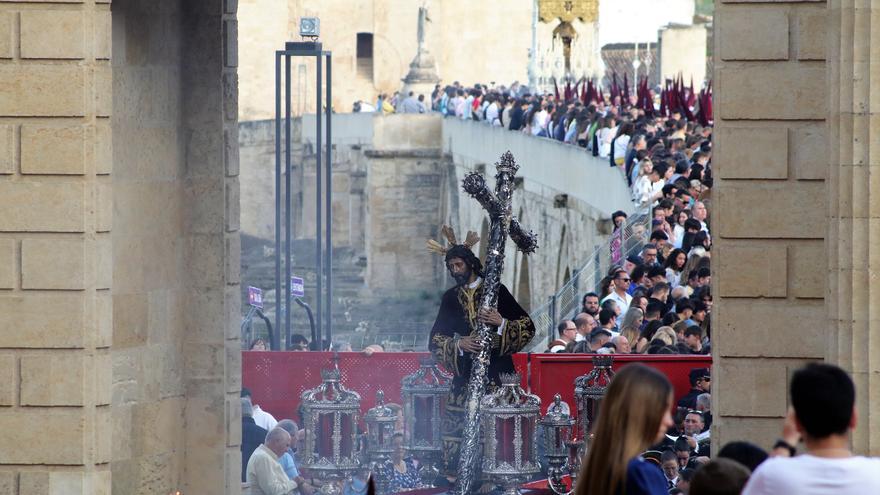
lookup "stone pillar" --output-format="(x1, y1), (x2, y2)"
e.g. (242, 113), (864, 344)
(827, 0), (880, 455)
(179, 0), (243, 493)
(0, 0), (113, 492)
(712, 0), (828, 451)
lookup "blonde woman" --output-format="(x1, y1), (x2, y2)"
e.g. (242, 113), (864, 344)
(654, 326), (677, 347)
(632, 158), (654, 203)
(575, 364), (674, 495)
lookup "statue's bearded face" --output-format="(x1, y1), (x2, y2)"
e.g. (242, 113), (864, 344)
(446, 257), (472, 286)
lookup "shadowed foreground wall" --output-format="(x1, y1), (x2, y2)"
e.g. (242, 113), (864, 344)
(112, 0), (241, 494)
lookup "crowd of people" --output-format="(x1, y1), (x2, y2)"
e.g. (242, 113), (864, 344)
(577, 362), (880, 495)
(244, 82), (880, 495)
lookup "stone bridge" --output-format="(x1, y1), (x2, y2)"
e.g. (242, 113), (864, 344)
(239, 113), (634, 342)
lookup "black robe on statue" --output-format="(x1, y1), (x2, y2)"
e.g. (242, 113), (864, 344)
(428, 280), (535, 475)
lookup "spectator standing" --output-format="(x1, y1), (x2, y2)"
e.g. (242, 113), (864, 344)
(581, 292), (600, 317)
(548, 320), (577, 352)
(690, 458), (751, 495)
(575, 364), (674, 495)
(573, 312), (597, 342)
(243, 388), (278, 431)
(399, 91), (422, 113)
(678, 368), (711, 410)
(601, 268), (633, 314)
(743, 363), (880, 494)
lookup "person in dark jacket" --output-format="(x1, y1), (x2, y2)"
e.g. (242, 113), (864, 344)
(507, 99), (527, 131)
(241, 397), (269, 482)
(678, 368), (711, 410)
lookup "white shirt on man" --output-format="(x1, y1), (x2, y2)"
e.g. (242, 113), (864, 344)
(252, 405), (278, 431)
(485, 102), (500, 126)
(246, 444), (299, 495)
(742, 454), (880, 495)
(600, 291), (632, 314)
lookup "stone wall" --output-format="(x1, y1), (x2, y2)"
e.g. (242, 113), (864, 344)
(111, 1), (185, 492)
(0, 0), (113, 492)
(826, 0), (880, 454)
(713, 0), (829, 452)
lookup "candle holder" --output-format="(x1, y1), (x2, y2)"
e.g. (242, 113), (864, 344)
(481, 373), (541, 495)
(363, 390), (397, 466)
(539, 395), (576, 495)
(300, 356), (362, 494)
(401, 355), (451, 485)
(574, 356), (615, 448)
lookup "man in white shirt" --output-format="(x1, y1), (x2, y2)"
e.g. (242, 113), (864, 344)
(485, 97), (500, 126)
(742, 363), (880, 495)
(242, 388), (278, 430)
(600, 268), (633, 314)
(692, 201), (710, 233)
(247, 427), (306, 495)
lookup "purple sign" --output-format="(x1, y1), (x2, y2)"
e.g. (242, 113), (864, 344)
(247, 286), (263, 309)
(290, 276), (305, 298)
(610, 228), (623, 265)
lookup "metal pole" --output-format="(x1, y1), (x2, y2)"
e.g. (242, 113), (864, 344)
(528, 0), (537, 90)
(324, 53), (333, 347)
(273, 52), (282, 351)
(284, 54), (292, 352)
(315, 54), (323, 351)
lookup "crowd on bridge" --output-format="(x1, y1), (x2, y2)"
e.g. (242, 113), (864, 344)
(244, 81), (880, 495)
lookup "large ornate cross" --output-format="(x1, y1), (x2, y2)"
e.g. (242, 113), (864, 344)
(454, 151), (538, 495)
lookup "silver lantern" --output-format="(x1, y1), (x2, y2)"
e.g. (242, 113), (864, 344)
(400, 355), (451, 483)
(539, 394), (576, 495)
(363, 390), (397, 467)
(300, 360), (362, 494)
(481, 373), (541, 495)
(574, 356), (615, 445)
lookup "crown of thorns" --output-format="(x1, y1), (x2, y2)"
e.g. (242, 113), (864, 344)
(426, 225), (480, 255)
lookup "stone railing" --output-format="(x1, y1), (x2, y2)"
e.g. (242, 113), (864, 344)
(441, 117), (635, 217)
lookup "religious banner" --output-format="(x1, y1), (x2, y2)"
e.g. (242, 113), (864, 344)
(538, 0), (599, 23)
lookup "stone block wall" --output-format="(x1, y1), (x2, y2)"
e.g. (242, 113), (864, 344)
(826, 0), (880, 454)
(0, 0), (113, 492)
(713, 0), (828, 451)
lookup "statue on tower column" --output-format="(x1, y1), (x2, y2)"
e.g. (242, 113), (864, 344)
(402, 1), (441, 101)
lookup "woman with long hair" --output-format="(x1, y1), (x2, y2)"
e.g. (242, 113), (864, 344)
(663, 248), (687, 288)
(619, 307), (644, 338)
(575, 364), (674, 495)
(632, 158), (653, 203)
(598, 116), (617, 158)
(599, 274), (614, 299)
(611, 121), (635, 169)
(635, 320), (664, 353)
(679, 253), (704, 287)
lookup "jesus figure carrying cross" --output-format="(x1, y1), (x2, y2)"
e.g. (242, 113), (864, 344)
(427, 151), (539, 494)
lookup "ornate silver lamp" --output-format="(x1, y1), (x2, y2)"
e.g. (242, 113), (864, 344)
(574, 356), (615, 444)
(400, 355), (451, 483)
(481, 373), (541, 495)
(539, 394), (576, 495)
(363, 390), (397, 466)
(300, 357), (362, 494)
